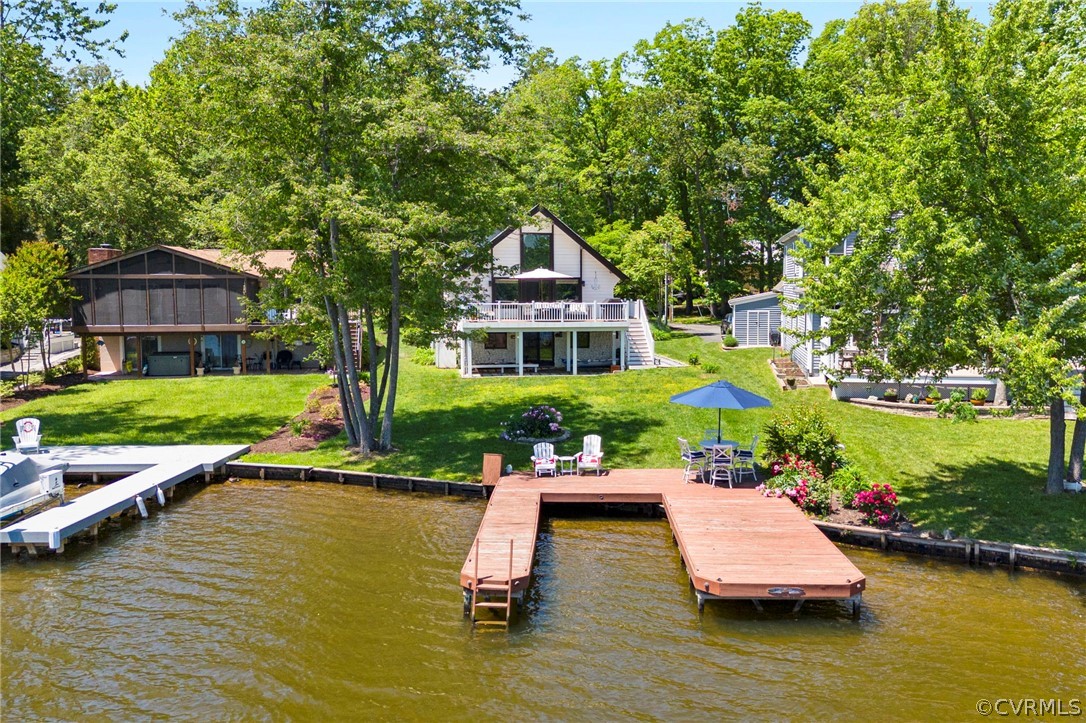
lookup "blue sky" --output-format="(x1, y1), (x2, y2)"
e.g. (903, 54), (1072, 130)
(77, 1), (990, 90)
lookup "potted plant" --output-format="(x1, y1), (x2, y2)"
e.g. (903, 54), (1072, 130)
(232, 363), (241, 375)
(882, 388), (898, 402)
(971, 388), (989, 406)
(785, 376), (796, 389)
(924, 385), (941, 404)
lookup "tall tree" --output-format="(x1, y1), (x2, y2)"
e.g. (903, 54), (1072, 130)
(0, 240), (74, 374)
(154, 0), (525, 453)
(789, 0), (1086, 494)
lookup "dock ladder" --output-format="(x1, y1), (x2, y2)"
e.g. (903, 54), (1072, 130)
(470, 538), (514, 626)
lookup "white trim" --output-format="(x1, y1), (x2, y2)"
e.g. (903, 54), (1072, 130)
(728, 291), (779, 306)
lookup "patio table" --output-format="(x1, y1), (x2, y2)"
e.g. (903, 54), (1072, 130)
(557, 455), (577, 475)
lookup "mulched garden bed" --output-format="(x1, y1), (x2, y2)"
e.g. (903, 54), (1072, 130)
(2, 373), (88, 411)
(250, 384), (367, 454)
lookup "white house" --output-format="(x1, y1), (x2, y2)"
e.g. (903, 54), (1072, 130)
(435, 205), (657, 376)
(778, 228), (997, 400)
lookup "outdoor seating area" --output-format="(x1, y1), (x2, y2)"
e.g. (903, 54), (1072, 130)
(678, 435), (761, 487)
(531, 435), (606, 477)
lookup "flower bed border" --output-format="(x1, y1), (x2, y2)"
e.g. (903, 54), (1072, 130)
(501, 428), (572, 445)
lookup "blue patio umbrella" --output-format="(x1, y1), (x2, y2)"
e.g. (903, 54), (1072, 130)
(669, 380), (772, 444)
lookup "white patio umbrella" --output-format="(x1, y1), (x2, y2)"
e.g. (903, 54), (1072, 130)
(511, 268), (576, 281)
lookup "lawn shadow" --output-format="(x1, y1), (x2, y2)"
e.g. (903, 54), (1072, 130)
(915, 457), (1086, 550)
(367, 394), (657, 480)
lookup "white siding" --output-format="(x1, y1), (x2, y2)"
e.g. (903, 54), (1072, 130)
(492, 232), (520, 272)
(731, 296), (781, 347)
(552, 224), (581, 278)
(581, 254), (618, 302)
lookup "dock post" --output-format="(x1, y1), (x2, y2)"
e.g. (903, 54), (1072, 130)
(850, 594), (862, 618)
(696, 591), (706, 613)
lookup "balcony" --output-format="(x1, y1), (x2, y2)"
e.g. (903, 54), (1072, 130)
(463, 300), (636, 325)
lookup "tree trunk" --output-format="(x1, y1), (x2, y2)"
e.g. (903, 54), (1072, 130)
(993, 378), (1007, 406)
(1046, 396), (1066, 495)
(337, 303), (370, 451)
(324, 295), (358, 447)
(1068, 373), (1085, 485)
(379, 249), (401, 450)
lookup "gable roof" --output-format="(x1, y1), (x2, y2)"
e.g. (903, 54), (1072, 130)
(728, 290), (780, 306)
(489, 204), (628, 282)
(68, 244), (294, 278)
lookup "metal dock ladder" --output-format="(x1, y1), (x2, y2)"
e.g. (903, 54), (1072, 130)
(470, 538), (514, 626)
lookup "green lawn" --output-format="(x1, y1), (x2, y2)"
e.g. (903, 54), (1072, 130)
(3, 344), (1083, 550)
(1, 375), (324, 447)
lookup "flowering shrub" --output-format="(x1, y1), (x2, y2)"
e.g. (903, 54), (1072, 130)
(500, 405), (565, 441)
(758, 454), (832, 515)
(853, 483), (898, 528)
(761, 405), (847, 478)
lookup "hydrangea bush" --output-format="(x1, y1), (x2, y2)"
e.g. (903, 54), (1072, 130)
(500, 405), (565, 441)
(854, 483), (898, 528)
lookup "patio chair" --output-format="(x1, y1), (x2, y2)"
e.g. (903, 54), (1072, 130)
(276, 349), (294, 370)
(576, 434), (604, 476)
(12, 418), (42, 454)
(678, 437), (705, 483)
(531, 442), (557, 477)
(709, 445), (736, 488)
(733, 434), (759, 484)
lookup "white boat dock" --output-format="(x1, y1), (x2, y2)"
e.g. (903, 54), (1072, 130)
(1, 444), (249, 553)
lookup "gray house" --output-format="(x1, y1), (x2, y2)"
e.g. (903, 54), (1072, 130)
(727, 290), (781, 346)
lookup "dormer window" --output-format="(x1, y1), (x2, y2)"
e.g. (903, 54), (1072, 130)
(521, 232), (553, 271)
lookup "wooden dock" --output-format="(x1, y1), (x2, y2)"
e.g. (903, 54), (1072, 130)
(1, 445), (249, 553)
(461, 470), (865, 615)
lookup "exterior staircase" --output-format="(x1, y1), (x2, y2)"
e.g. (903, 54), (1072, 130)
(769, 357), (810, 389)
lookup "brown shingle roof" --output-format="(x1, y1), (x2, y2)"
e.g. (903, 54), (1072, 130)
(163, 246), (295, 275)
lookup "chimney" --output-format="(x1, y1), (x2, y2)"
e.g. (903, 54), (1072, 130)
(87, 244), (122, 266)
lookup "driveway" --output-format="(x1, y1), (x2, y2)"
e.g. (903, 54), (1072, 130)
(670, 321), (722, 344)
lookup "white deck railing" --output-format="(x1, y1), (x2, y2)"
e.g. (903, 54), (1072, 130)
(465, 301), (635, 324)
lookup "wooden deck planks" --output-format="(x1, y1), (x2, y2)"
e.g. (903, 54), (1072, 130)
(459, 469), (865, 604)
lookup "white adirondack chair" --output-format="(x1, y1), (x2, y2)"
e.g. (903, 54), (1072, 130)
(12, 418), (42, 454)
(576, 434), (604, 476)
(531, 442), (557, 477)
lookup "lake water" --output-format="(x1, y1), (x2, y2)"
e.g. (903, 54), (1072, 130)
(2, 481), (1084, 720)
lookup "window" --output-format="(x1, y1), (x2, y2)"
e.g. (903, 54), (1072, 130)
(493, 281), (518, 302)
(484, 333), (507, 349)
(521, 232), (552, 271)
(149, 280), (175, 325)
(555, 281), (580, 301)
(93, 278), (120, 325)
(203, 280), (229, 324)
(121, 279), (148, 326)
(577, 332), (590, 349)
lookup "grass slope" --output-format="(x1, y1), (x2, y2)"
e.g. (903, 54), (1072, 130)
(3, 343), (1082, 549)
(1, 375), (324, 447)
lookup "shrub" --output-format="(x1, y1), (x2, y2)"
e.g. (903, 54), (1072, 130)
(500, 405), (564, 441)
(0, 380), (18, 398)
(971, 388), (989, 402)
(830, 466), (868, 509)
(759, 454), (832, 515)
(688, 353), (700, 366)
(935, 394), (978, 423)
(854, 483), (898, 528)
(702, 362), (720, 375)
(319, 403), (340, 420)
(882, 388), (897, 400)
(723, 334), (739, 348)
(289, 418), (311, 437)
(761, 405), (847, 478)
(411, 347), (436, 366)
(304, 397), (321, 413)
(924, 385), (941, 401)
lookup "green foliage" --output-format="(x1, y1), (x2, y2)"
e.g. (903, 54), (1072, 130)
(701, 362), (720, 375)
(411, 347), (436, 367)
(971, 388), (989, 402)
(687, 353), (700, 366)
(619, 213), (696, 320)
(883, 388), (897, 400)
(722, 334), (739, 348)
(0, 380), (19, 398)
(0, 242), (74, 352)
(935, 390), (978, 423)
(830, 466), (868, 509)
(289, 418), (310, 437)
(319, 404), (339, 421)
(304, 397), (321, 414)
(762, 404), (847, 478)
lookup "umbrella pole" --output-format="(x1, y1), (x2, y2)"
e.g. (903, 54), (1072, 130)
(717, 408), (722, 443)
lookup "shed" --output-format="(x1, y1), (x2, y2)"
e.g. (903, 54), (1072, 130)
(728, 291), (781, 347)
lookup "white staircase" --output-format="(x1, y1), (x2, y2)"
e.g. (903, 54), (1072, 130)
(626, 301), (662, 369)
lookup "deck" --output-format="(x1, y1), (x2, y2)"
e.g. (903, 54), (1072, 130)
(1, 445), (249, 552)
(460, 470), (865, 611)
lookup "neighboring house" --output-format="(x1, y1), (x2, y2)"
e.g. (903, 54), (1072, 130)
(68, 244), (320, 376)
(435, 205), (657, 376)
(778, 229), (997, 400)
(727, 288), (781, 347)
